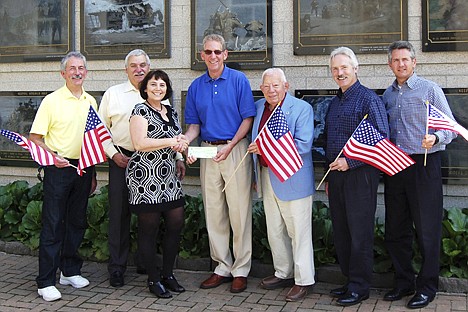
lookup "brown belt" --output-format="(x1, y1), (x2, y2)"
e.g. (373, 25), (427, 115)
(203, 140), (231, 145)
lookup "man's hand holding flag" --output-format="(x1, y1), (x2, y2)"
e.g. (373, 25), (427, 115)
(223, 103), (303, 191)
(342, 119), (415, 176)
(427, 102), (468, 141)
(255, 105), (303, 183)
(317, 115), (415, 190)
(1, 129), (56, 166)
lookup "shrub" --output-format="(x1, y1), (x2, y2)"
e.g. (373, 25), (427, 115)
(0, 181), (467, 278)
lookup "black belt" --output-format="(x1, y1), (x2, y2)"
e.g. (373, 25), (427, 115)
(203, 140), (231, 145)
(64, 158), (79, 166)
(116, 146), (134, 157)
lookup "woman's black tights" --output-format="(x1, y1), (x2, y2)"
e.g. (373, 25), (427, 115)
(137, 206), (184, 282)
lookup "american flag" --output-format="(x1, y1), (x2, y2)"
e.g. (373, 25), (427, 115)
(342, 120), (415, 176)
(0, 129), (55, 166)
(77, 106), (111, 175)
(427, 103), (468, 141)
(256, 107), (303, 182)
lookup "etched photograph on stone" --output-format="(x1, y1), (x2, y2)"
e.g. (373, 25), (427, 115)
(422, 0), (468, 52)
(0, 92), (44, 163)
(440, 88), (468, 183)
(0, 0), (71, 63)
(191, 0), (272, 70)
(295, 88), (468, 183)
(80, 0), (169, 60)
(0, 91), (104, 165)
(293, 0), (408, 55)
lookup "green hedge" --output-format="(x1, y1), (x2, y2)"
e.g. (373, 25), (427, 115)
(0, 180), (466, 278)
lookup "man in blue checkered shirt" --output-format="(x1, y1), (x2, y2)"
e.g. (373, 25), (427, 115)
(382, 40), (457, 310)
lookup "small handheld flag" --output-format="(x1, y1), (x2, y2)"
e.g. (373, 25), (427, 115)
(342, 120), (415, 176)
(77, 106), (112, 175)
(0, 129), (55, 166)
(256, 107), (303, 182)
(427, 103), (468, 141)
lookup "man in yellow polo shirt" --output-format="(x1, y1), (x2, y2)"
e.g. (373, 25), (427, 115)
(29, 51), (97, 302)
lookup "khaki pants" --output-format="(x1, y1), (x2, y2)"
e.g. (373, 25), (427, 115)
(200, 138), (252, 277)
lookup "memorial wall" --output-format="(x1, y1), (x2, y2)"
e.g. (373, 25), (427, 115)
(0, 0), (467, 207)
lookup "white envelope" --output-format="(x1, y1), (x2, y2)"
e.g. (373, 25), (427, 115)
(188, 146), (218, 158)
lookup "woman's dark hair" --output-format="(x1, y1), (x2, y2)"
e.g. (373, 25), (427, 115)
(139, 69), (173, 101)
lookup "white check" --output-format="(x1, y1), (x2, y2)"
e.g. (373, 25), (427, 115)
(188, 146), (218, 158)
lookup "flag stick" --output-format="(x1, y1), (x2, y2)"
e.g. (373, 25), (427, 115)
(315, 149), (343, 191)
(67, 162), (85, 173)
(221, 150), (249, 192)
(57, 153), (86, 173)
(424, 100), (429, 166)
(221, 103), (282, 192)
(315, 114), (369, 191)
(115, 145), (124, 155)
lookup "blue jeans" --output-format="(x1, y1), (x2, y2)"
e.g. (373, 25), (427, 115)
(36, 164), (93, 288)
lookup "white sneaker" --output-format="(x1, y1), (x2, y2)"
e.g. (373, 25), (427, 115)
(38, 286), (62, 301)
(59, 273), (90, 288)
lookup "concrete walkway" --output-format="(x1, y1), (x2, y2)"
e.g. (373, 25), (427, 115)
(0, 252), (466, 311)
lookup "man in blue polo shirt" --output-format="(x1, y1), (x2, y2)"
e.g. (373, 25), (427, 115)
(184, 34), (256, 293)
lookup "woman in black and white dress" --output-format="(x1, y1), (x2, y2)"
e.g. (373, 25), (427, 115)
(126, 70), (189, 298)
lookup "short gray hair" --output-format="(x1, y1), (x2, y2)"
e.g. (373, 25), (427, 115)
(387, 40), (416, 62)
(60, 52), (87, 71)
(125, 49), (151, 68)
(329, 47), (359, 69)
(262, 68), (287, 83)
(202, 34), (226, 51)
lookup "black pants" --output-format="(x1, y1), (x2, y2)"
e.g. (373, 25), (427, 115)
(107, 159), (133, 274)
(36, 165), (93, 288)
(328, 165), (380, 295)
(384, 152), (443, 297)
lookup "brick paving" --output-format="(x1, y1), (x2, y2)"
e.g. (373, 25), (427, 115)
(0, 252), (466, 312)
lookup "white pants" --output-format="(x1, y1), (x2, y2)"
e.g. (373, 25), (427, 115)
(261, 167), (315, 285)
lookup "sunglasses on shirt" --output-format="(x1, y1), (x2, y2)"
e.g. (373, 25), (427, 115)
(203, 49), (224, 55)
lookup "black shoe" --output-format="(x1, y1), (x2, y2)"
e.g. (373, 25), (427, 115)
(137, 266), (147, 275)
(336, 292), (369, 306)
(109, 271), (124, 287)
(148, 281), (172, 299)
(330, 285), (348, 297)
(407, 292), (434, 309)
(383, 288), (414, 301)
(161, 275), (185, 293)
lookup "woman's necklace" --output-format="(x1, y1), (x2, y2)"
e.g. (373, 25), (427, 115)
(146, 101), (163, 112)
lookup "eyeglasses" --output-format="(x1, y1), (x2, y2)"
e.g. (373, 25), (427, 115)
(203, 49), (223, 55)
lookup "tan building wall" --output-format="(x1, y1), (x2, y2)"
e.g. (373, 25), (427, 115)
(0, 1), (467, 211)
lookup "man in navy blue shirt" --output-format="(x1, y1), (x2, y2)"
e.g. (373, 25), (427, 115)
(184, 34), (256, 293)
(325, 47), (389, 306)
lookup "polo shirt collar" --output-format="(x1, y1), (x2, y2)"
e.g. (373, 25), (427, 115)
(60, 84), (88, 101)
(204, 65), (228, 82)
